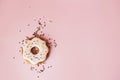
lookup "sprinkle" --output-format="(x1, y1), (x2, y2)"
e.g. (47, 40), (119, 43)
(49, 20), (53, 23)
(28, 5), (31, 8)
(30, 66), (35, 71)
(37, 76), (39, 78)
(19, 50), (21, 52)
(13, 57), (15, 59)
(34, 19), (36, 21)
(38, 21), (42, 26)
(48, 65), (52, 68)
(19, 30), (21, 32)
(23, 62), (25, 64)
(27, 24), (30, 26)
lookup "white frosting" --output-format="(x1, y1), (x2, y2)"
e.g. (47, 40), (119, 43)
(22, 37), (49, 65)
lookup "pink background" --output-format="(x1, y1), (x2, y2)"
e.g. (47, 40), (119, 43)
(0, 0), (120, 80)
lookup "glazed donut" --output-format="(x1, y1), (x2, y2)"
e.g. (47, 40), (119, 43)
(22, 37), (49, 65)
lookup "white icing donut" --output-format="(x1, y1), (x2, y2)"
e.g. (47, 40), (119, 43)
(22, 37), (49, 65)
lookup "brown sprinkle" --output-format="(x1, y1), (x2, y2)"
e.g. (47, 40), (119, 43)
(49, 20), (53, 23)
(13, 57), (15, 59)
(37, 76), (39, 78)
(19, 30), (21, 32)
(27, 24), (30, 26)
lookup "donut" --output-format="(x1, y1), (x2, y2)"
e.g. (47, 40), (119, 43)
(22, 37), (49, 65)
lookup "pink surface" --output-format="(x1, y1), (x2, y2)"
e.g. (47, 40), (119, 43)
(0, 0), (120, 80)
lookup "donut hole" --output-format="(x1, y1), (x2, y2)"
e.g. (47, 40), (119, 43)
(31, 46), (39, 55)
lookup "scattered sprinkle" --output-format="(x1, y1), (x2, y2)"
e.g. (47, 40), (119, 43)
(37, 76), (39, 78)
(13, 57), (15, 59)
(19, 30), (21, 32)
(19, 17), (57, 78)
(49, 20), (53, 23)
(27, 24), (30, 26)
